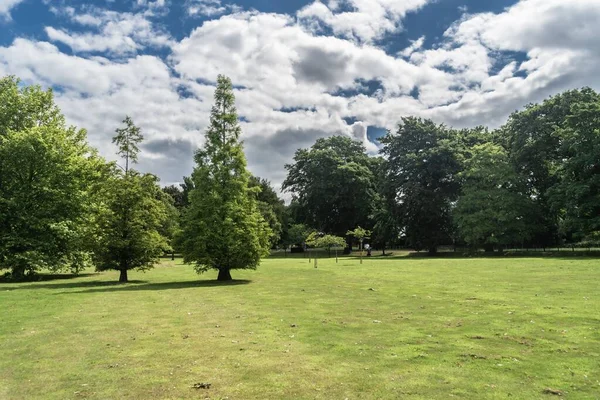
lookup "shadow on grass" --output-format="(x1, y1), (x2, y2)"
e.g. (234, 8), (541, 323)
(62, 279), (253, 294)
(0, 273), (98, 284)
(5, 280), (148, 290)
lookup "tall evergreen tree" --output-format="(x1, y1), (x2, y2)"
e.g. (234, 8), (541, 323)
(180, 75), (271, 281)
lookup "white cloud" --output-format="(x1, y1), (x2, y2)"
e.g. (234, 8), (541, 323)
(0, 0), (24, 19)
(45, 7), (173, 55)
(187, 0), (241, 17)
(0, 39), (206, 184)
(298, 0), (430, 42)
(399, 36), (425, 58)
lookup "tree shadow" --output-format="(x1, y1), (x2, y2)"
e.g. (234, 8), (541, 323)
(0, 273), (97, 284)
(4, 280), (148, 290)
(60, 279), (253, 294)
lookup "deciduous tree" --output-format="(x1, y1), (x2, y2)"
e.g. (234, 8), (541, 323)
(0, 77), (102, 279)
(380, 118), (461, 254)
(454, 143), (534, 252)
(93, 118), (169, 282)
(283, 136), (376, 245)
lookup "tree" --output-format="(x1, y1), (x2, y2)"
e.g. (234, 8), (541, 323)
(0, 77), (102, 279)
(347, 226), (371, 263)
(112, 116), (142, 175)
(548, 100), (600, 242)
(93, 118), (169, 282)
(500, 88), (600, 247)
(283, 223), (310, 252)
(179, 75), (271, 281)
(283, 136), (376, 247)
(249, 176), (285, 247)
(454, 143), (534, 252)
(0, 76), (63, 137)
(380, 118), (461, 254)
(370, 156), (399, 255)
(0, 126), (102, 279)
(306, 233), (346, 259)
(162, 185), (186, 211)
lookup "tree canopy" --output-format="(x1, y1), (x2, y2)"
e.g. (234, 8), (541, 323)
(380, 118), (461, 254)
(0, 77), (103, 279)
(283, 136), (376, 240)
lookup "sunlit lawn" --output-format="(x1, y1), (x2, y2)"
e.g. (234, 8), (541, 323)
(1, 254), (599, 399)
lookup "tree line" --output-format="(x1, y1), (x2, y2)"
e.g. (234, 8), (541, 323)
(1, 73), (598, 281)
(278, 88), (600, 255)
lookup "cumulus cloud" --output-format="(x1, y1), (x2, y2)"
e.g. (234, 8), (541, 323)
(45, 7), (173, 55)
(298, 0), (430, 42)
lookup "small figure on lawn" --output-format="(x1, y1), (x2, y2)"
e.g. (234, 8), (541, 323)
(365, 243), (372, 257)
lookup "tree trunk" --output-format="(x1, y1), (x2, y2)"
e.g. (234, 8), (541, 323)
(119, 269), (128, 283)
(483, 244), (495, 253)
(382, 245), (386, 256)
(171, 251), (175, 261)
(11, 265), (26, 281)
(218, 269), (232, 281)
(428, 246), (437, 256)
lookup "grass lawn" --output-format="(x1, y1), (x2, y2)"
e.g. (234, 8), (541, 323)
(1, 255), (599, 399)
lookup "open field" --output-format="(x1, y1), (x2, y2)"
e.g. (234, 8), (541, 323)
(1, 255), (599, 399)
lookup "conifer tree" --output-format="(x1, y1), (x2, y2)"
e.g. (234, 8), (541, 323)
(180, 75), (271, 281)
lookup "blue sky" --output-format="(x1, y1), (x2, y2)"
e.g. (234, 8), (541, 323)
(1, 0), (599, 193)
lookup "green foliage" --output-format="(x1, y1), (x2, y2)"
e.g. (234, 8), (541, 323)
(548, 100), (600, 240)
(0, 78), (103, 279)
(370, 156), (398, 252)
(380, 117), (461, 253)
(93, 171), (170, 281)
(112, 116), (143, 174)
(93, 119), (169, 282)
(306, 233), (346, 250)
(158, 190), (181, 252)
(179, 75), (271, 280)
(249, 176), (285, 247)
(284, 224), (310, 249)
(347, 226), (371, 248)
(454, 143), (534, 250)
(283, 136), (376, 236)
(162, 185), (186, 211)
(500, 88), (600, 246)
(0, 76), (63, 136)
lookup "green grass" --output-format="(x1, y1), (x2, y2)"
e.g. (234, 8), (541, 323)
(1, 255), (599, 399)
